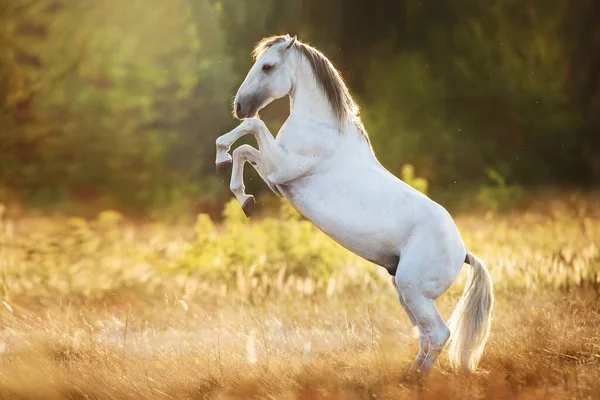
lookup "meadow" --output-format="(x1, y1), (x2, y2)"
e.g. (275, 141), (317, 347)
(0, 195), (599, 399)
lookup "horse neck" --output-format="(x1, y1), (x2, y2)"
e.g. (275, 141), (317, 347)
(287, 57), (371, 153)
(289, 63), (341, 129)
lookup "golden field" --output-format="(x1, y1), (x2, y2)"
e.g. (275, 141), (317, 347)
(0, 196), (598, 399)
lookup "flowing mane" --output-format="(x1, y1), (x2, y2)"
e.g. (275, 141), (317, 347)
(253, 36), (368, 139)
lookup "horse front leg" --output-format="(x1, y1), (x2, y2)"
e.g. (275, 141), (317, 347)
(215, 118), (285, 176)
(229, 144), (281, 217)
(216, 117), (317, 206)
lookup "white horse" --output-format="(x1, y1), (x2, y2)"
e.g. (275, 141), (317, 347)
(215, 34), (493, 375)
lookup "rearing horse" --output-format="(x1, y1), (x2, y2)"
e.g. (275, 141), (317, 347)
(215, 34), (493, 375)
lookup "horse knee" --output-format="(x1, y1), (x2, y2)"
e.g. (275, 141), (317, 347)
(232, 144), (251, 160)
(242, 117), (264, 132)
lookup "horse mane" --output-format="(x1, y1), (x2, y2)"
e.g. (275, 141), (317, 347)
(253, 36), (368, 140)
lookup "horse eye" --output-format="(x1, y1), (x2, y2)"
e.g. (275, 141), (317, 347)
(262, 64), (274, 72)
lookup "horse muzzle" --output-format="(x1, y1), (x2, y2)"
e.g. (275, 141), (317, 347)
(234, 93), (265, 119)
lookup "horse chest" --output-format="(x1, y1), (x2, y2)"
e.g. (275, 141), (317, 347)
(276, 122), (338, 157)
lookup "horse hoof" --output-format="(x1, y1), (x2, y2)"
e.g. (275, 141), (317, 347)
(399, 371), (424, 387)
(216, 160), (232, 176)
(242, 196), (255, 218)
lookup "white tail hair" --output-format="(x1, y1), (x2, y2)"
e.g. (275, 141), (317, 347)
(447, 251), (494, 371)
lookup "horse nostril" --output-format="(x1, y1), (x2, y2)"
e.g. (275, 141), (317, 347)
(235, 102), (242, 117)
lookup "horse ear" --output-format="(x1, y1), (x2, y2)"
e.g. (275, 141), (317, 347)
(286, 35), (297, 50)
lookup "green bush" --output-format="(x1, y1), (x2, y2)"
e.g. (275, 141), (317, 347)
(477, 169), (523, 212)
(176, 198), (363, 284)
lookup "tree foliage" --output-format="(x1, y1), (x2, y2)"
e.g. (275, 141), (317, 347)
(0, 0), (234, 210)
(0, 0), (598, 213)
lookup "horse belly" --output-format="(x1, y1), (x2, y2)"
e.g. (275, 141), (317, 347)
(277, 168), (418, 270)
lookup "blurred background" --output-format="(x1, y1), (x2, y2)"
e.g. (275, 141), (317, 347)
(1, 0), (599, 218)
(0, 4), (599, 397)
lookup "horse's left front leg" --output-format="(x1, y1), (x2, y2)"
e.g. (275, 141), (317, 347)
(229, 144), (281, 217)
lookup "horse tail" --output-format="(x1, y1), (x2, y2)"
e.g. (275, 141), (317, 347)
(447, 250), (494, 371)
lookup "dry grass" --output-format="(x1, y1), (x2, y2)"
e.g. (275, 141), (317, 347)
(0, 199), (599, 399)
(0, 290), (599, 399)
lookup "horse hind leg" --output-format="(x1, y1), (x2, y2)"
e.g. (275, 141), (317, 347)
(394, 272), (452, 375)
(396, 287), (450, 375)
(392, 277), (429, 374)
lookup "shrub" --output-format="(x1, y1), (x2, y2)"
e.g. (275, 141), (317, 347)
(477, 169), (523, 212)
